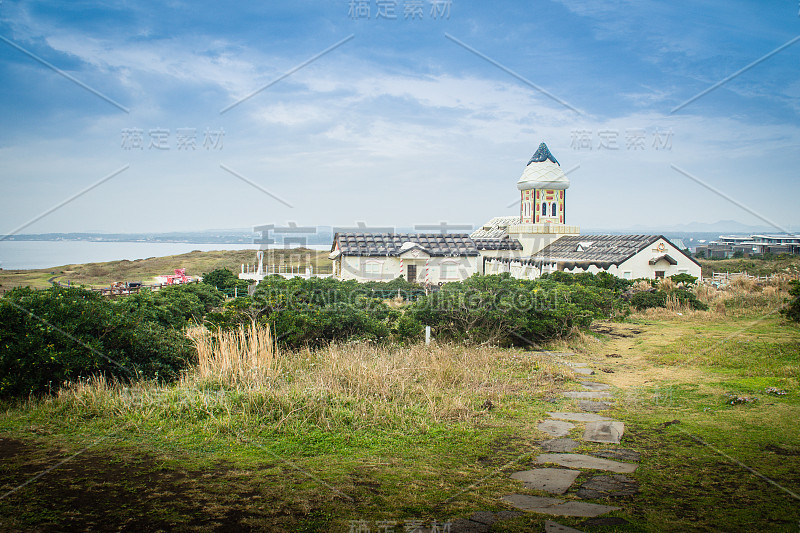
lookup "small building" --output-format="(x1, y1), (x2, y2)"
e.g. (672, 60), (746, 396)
(328, 233), (521, 284)
(486, 234), (701, 280)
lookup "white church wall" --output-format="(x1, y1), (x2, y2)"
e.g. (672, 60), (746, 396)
(617, 238), (701, 280)
(336, 255), (479, 283)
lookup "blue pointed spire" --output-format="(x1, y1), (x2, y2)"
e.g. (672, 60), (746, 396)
(527, 143), (559, 166)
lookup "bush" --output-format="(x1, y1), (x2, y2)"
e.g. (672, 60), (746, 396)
(202, 268), (252, 293)
(407, 273), (620, 346)
(115, 283), (223, 329)
(630, 287), (708, 311)
(630, 290), (667, 310)
(669, 288), (709, 311)
(541, 271), (634, 293)
(206, 275), (419, 349)
(782, 280), (800, 323)
(0, 287), (194, 398)
(669, 273), (698, 286)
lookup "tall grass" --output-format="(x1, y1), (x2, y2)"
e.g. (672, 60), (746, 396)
(694, 279), (789, 317)
(629, 278), (791, 320)
(41, 324), (572, 434)
(189, 323), (277, 385)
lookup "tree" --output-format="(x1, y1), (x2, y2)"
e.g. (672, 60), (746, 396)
(201, 268), (252, 293)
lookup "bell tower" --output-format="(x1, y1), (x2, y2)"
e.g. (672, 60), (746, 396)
(517, 143), (569, 225)
(510, 143), (579, 256)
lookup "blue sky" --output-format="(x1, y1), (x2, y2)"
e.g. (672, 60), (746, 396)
(0, 0), (798, 235)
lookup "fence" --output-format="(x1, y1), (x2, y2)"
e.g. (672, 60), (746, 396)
(43, 279), (201, 297)
(703, 271), (799, 285)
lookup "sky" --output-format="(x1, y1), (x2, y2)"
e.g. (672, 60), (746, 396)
(0, 0), (798, 236)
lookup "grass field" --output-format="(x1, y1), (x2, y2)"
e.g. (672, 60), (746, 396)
(698, 255), (800, 279)
(0, 248), (332, 291)
(1, 286), (798, 532)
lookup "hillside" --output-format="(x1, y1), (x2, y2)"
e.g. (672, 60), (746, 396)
(698, 256), (800, 278)
(0, 248), (332, 291)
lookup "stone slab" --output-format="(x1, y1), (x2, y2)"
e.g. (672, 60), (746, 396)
(501, 494), (620, 517)
(580, 381), (611, 391)
(536, 453), (637, 473)
(576, 474), (639, 499)
(592, 449), (641, 462)
(510, 468), (581, 494)
(538, 420), (575, 437)
(545, 520), (586, 533)
(563, 391), (612, 400)
(579, 400), (612, 412)
(582, 421), (625, 444)
(571, 367), (595, 376)
(547, 412), (612, 422)
(541, 438), (580, 452)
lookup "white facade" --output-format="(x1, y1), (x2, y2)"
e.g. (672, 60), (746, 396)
(487, 236), (701, 281)
(335, 252), (479, 284)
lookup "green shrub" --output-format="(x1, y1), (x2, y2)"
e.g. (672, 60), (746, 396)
(115, 283), (222, 329)
(669, 288), (709, 311)
(407, 274), (619, 346)
(201, 268), (252, 292)
(782, 280), (800, 323)
(669, 273), (698, 286)
(0, 287), (194, 398)
(630, 288), (708, 311)
(630, 290), (667, 310)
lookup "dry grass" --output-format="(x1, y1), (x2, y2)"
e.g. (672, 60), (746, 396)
(48, 325), (572, 432)
(694, 278), (789, 317)
(189, 323), (278, 385)
(658, 277), (676, 291)
(543, 326), (603, 354)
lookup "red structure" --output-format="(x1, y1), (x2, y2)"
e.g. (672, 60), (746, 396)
(164, 268), (191, 285)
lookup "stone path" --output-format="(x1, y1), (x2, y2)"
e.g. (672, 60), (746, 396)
(511, 468), (581, 494)
(497, 355), (640, 529)
(538, 420), (576, 437)
(583, 421), (625, 444)
(444, 353), (640, 532)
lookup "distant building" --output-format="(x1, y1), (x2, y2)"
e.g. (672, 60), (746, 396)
(695, 234), (800, 258)
(329, 143), (701, 283)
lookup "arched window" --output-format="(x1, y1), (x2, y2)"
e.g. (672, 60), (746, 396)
(551, 202), (557, 217)
(541, 202), (546, 216)
(364, 261), (382, 278)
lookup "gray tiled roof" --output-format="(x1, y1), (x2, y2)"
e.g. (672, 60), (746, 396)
(532, 235), (661, 267)
(333, 233), (521, 257)
(473, 238), (523, 251)
(470, 216), (520, 239)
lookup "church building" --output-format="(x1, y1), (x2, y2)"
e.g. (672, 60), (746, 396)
(329, 143), (700, 283)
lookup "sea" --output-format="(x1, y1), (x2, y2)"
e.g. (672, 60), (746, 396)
(0, 241), (330, 270)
